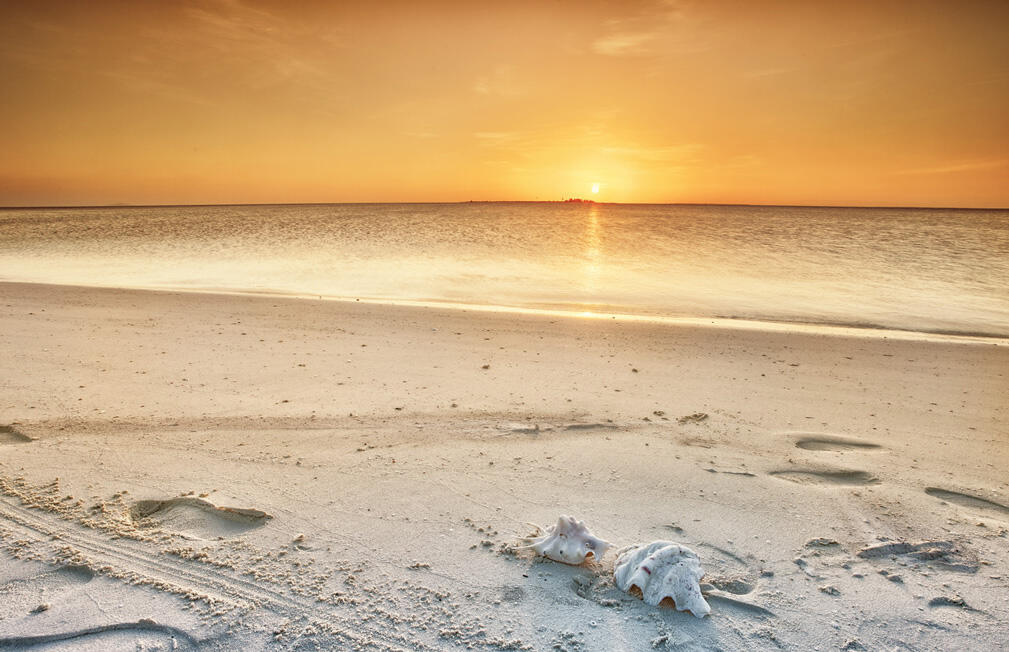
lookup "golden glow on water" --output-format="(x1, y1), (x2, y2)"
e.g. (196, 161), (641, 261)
(580, 203), (603, 296)
(1, 203), (1008, 338)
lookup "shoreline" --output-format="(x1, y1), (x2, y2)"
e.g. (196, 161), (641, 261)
(1, 281), (1007, 649)
(3, 280), (1007, 347)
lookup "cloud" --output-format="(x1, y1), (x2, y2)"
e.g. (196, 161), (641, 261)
(724, 154), (762, 168)
(592, 32), (656, 56)
(743, 67), (797, 79)
(590, 0), (703, 57)
(179, 0), (336, 87)
(897, 159), (1008, 176)
(70, 0), (350, 112)
(474, 131), (521, 142)
(473, 65), (523, 97)
(601, 144), (704, 163)
(404, 131), (439, 139)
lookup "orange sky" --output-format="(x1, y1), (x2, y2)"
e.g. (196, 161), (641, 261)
(1, 0), (1007, 207)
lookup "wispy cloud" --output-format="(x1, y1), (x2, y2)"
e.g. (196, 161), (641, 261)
(592, 32), (656, 56)
(474, 131), (522, 142)
(897, 159), (1008, 176)
(473, 65), (523, 97)
(404, 131), (439, 140)
(590, 0), (707, 58)
(471, 123), (704, 178)
(177, 0), (340, 89)
(1, 0), (347, 108)
(743, 67), (797, 79)
(601, 144), (704, 163)
(724, 154), (762, 168)
(100, 69), (218, 107)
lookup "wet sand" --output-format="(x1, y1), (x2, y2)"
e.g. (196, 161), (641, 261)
(1, 282), (1007, 650)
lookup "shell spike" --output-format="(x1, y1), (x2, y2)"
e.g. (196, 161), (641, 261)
(515, 515), (612, 565)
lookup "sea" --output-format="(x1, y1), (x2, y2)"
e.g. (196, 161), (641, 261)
(1, 202), (1007, 339)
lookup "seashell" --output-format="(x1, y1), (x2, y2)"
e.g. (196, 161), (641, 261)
(613, 541), (711, 618)
(517, 515), (612, 565)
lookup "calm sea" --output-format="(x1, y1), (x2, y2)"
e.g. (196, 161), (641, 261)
(1, 202), (1007, 338)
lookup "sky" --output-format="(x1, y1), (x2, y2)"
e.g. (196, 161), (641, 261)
(1, 0), (1007, 207)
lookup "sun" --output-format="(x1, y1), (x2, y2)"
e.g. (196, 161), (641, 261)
(591, 183), (600, 194)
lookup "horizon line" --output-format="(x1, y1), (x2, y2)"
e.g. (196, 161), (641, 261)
(1, 200), (1007, 211)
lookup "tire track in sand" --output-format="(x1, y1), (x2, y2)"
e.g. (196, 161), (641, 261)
(0, 495), (432, 651)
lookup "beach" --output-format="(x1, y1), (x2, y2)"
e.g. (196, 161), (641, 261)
(1, 281), (1007, 650)
(4, 0), (1009, 648)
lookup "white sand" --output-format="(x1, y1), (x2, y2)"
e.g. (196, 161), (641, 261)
(1, 282), (1007, 650)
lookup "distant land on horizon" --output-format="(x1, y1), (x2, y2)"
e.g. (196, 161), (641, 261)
(1, 200), (1006, 212)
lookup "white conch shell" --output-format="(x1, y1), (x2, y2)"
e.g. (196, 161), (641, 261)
(518, 515), (611, 565)
(614, 541), (711, 618)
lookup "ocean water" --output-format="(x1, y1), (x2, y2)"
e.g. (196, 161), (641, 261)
(1, 202), (1007, 338)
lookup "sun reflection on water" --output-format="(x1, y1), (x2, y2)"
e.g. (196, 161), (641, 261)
(581, 203), (602, 295)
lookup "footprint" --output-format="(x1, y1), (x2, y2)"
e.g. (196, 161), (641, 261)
(794, 436), (882, 452)
(0, 565), (96, 617)
(680, 437), (716, 449)
(0, 425), (33, 443)
(497, 423), (544, 435)
(499, 585), (526, 603)
(705, 576), (754, 595)
(769, 469), (880, 486)
(857, 540), (978, 573)
(563, 423), (617, 432)
(129, 497), (271, 540)
(58, 564), (96, 583)
(925, 487), (1009, 516)
(704, 468), (756, 477)
(691, 543), (761, 595)
(927, 596), (978, 611)
(857, 540), (954, 559)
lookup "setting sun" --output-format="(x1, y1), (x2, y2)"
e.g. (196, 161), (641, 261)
(591, 183), (600, 194)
